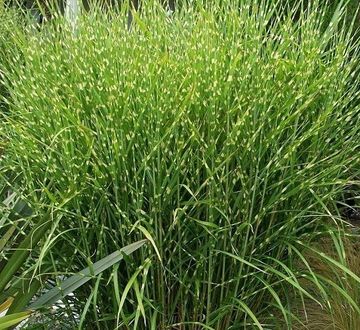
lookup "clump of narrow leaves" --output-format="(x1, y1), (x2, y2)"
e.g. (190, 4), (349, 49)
(0, 176), (147, 329)
(1, 0), (360, 328)
(289, 235), (360, 330)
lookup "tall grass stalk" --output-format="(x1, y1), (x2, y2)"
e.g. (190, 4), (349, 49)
(1, 0), (360, 328)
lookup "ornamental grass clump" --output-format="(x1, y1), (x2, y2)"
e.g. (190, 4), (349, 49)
(1, 1), (360, 328)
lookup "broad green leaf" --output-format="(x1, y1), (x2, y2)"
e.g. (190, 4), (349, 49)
(0, 298), (13, 314)
(29, 239), (147, 310)
(0, 311), (31, 330)
(0, 212), (51, 294)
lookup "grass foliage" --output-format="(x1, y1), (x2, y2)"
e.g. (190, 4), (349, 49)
(292, 237), (360, 330)
(1, 0), (360, 328)
(0, 7), (20, 112)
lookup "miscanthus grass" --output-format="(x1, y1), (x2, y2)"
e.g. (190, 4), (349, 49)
(1, 1), (360, 328)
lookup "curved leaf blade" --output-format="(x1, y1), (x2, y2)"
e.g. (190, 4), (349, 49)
(29, 239), (147, 310)
(0, 311), (31, 330)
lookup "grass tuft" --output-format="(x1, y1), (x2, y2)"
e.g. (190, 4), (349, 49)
(1, 0), (360, 328)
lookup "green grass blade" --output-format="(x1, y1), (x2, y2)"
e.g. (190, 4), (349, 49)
(29, 239), (147, 310)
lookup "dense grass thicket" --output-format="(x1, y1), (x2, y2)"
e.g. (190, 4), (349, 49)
(1, 1), (360, 329)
